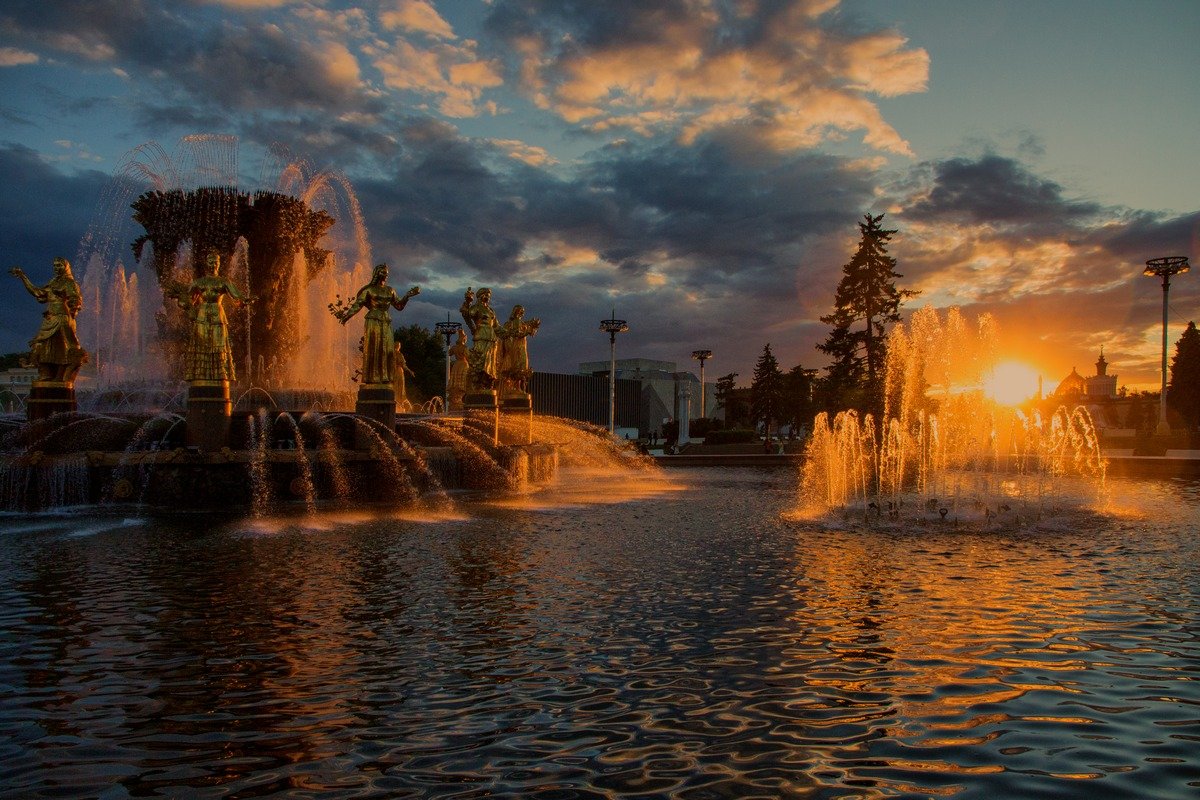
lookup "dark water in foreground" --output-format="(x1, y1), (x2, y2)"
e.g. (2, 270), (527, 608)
(0, 466), (1197, 799)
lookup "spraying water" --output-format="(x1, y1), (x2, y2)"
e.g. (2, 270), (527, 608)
(796, 307), (1107, 527)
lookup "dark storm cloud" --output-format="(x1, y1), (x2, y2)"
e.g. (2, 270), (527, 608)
(0, 0), (376, 119)
(0, 142), (110, 351)
(905, 154), (1102, 226)
(1085, 209), (1200, 262)
(354, 119), (874, 298)
(581, 136), (873, 289)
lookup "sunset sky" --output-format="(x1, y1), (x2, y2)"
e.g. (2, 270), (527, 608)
(1, 0), (1197, 390)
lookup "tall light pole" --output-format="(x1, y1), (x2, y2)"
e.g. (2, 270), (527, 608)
(1144, 256), (1190, 434)
(691, 349), (711, 420)
(434, 313), (462, 413)
(600, 309), (628, 434)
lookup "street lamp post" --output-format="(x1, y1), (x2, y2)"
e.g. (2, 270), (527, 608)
(691, 349), (711, 420)
(434, 314), (463, 413)
(599, 310), (628, 435)
(1144, 256), (1190, 434)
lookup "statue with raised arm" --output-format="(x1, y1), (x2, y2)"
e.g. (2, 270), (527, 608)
(9, 257), (88, 384)
(170, 251), (252, 383)
(498, 304), (540, 395)
(335, 263), (419, 385)
(459, 286), (500, 390)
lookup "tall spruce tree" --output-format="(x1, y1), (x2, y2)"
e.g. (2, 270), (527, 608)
(750, 344), (784, 438)
(1167, 321), (1200, 430)
(817, 213), (918, 415)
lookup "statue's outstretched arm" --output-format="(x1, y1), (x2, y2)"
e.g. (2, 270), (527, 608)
(337, 287), (368, 324)
(459, 288), (477, 334)
(392, 285), (420, 311)
(9, 267), (46, 301)
(225, 278), (252, 306)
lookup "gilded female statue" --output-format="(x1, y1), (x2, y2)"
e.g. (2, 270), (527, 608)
(172, 251), (251, 383)
(459, 287), (499, 390)
(447, 328), (469, 410)
(391, 341), (416, 411)
(498, 304), (540, 394)
(336, 263), (419, 385)
(9, 257), (88, 383)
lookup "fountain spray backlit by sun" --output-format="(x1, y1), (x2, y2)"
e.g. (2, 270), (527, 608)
(797, 306), (1107, 527)
(73, 134), (374, 392)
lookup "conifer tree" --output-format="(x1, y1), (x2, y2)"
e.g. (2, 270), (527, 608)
(750, 344), (784, 438)
(817, 213), (918, 415)
(781, 364), (818, 434)
(1167, 320), (1200, 430)
(715, 372), (751, 428)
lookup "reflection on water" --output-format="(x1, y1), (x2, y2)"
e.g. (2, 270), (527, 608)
(0, 468), (1196, 798)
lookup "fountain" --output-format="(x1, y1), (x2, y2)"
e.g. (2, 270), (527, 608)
(796, 306), (1108, 528)
(0, 136), (588, 513)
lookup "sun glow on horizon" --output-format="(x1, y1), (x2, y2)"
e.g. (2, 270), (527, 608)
(984, 360), (1042, 407)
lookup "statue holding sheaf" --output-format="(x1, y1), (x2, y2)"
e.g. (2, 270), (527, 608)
(459, 287), (500, 390)
(498, 304), (539, 396)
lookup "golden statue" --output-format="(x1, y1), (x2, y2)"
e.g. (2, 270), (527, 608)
(9, 257), (88, 384)
(168, 252), (252, 383)
(447, 328), (469, 410)
(335, 263), (419, 385)
(459, 286), (500, 390)
(392, 341), (416, 411)
(498, 304), (540, 395)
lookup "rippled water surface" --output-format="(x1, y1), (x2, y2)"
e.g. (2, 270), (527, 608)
(1, 467), (1197, 798)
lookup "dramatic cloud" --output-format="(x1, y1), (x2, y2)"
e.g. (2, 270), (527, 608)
(380, 0), (455, 39)
(886, 152), (1200, 382)
(368, 37), (502, 117)
(484, 0), (928, 153)
(903, 155), (1102, 227)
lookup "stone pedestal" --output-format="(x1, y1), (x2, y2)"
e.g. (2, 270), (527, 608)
(26, 381), (77, 423)
(464, 389), (499, 445)
(186, 381), (232, 452)
(500, 392), (533, 445)
(355, 384), (396, 449)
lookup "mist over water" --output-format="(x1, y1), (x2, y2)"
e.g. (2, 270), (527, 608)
(0, 467), (1196, 798)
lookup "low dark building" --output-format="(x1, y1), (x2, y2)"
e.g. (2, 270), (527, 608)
(529, 371), (640, 429)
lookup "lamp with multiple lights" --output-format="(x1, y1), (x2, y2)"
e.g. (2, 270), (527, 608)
(599, 311), (629, 434)
(1143, 256), (1190, 434)
(434, 314), (463, 412)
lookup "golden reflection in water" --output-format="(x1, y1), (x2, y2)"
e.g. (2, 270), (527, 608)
(787, 527), (1112, 786)
(486, 466), (687, 511)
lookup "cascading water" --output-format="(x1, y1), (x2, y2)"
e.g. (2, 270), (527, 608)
(74, 134), (374, 395)
(275, 413), (317, 515)
(796, 306), (1107, 527)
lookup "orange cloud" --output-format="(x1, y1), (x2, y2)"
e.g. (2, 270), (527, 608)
(371, 38), (501, 117)
(380, 0), (455, 40)
(498, 0), (928, 154)
(0, 47), (39, 67)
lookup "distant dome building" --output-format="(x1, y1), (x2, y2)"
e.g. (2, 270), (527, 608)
(1054, 367), (1087, 397)
(1053, 350), (1118, 400)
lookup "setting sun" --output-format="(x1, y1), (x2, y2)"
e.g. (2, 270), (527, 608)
(983, 360), (1042, 406)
